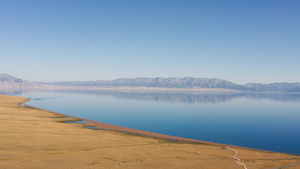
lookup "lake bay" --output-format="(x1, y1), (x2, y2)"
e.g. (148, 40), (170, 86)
(17, 90), (300, 155)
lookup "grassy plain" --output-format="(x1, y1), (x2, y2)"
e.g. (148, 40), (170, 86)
(0, 95), (299, 169)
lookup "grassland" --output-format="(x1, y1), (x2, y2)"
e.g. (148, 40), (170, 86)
(0, 95), (299, 169)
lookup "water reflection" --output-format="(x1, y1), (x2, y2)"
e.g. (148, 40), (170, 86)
(2, 88), (300, 103)
(26, 89), (300, 103)
(0, 89), (33, 96)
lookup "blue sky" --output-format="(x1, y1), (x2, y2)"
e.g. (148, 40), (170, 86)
(1, 0), (299, 84)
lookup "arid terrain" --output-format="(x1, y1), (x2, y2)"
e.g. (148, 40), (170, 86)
(0, 95), (299, 169)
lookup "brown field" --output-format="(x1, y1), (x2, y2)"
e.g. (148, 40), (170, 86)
(0, 95), (299, 169)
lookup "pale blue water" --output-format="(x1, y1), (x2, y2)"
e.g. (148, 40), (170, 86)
(17, 90), (300, 155)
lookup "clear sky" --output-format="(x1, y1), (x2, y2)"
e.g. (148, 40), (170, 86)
(1, 0), (299, 84)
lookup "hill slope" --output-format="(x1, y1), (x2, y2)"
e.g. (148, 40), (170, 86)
(0, 73), (41, 94)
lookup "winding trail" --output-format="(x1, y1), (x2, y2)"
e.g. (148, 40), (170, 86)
(226, 146), (248, 169)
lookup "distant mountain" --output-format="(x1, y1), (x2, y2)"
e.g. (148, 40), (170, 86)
(39, 77), (254, 91)
(287, 87), (300, 92)
(39, 77), (300, 92)
(245, 82), (300, 92)
(1, 73), (300, 93)
(0, 73), (41, 94)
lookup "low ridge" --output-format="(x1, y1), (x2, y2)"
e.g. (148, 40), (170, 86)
(1, 73), (300, 92)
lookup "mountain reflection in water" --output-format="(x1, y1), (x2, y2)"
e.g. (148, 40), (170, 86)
(14, 89), (300, 103)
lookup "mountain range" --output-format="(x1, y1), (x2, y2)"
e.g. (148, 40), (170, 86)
(38, 77), (251, 91)
(1, 73), (300, 93)
(0, 73), (41, 93)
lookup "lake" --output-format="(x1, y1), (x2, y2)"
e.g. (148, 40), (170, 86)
(17, 90), (300, 155)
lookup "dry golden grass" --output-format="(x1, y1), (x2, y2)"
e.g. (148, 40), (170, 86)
(0, 95), (299, 169)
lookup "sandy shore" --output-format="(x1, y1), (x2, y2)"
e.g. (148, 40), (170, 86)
(59, 115), (226, 146)
(1, 95), (300, 169)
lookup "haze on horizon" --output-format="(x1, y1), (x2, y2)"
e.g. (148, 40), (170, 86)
(1, 1), (300, 84)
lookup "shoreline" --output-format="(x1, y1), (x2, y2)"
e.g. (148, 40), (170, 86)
(24, 100), (296, 156)
(26, 103), (226, 146)
(1, 94), (300, 169)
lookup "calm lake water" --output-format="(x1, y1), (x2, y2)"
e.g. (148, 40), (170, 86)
(17, 90), (300, 155)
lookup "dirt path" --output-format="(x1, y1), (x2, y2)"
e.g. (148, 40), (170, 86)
(226, 146), (247, 169)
